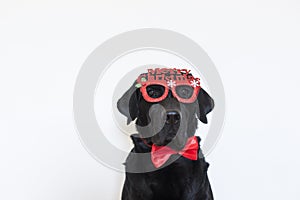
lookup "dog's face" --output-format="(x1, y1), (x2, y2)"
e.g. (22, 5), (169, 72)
(117, 70), (214, 151)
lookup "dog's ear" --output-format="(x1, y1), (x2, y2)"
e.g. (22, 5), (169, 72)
(117, 82), (141, 125)
(196, 88), (214, 124)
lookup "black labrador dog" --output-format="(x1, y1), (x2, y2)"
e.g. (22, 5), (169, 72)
(117, 68), (214, 200)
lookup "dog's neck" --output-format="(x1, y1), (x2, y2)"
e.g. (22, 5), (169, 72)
(130, 134), (152, 153)
(130, 134), (202, 153)
(126, 134), (204, 170)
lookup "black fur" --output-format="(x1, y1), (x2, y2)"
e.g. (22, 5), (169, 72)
(117, 77), (214, 200)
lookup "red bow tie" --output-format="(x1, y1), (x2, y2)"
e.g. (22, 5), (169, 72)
(151, 136), (199, 168)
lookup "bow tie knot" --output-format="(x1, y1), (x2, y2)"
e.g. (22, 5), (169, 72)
(151, 136), (199, 168)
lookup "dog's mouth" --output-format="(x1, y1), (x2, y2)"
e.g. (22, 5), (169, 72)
(151, 124), (187, 150)
(151, 134), (188, 151)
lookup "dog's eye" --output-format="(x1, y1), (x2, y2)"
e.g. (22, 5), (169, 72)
(146, 85), (165, 98)
(175, 85), (194, 99)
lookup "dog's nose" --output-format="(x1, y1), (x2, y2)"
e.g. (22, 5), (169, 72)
(166, 111), (180, 125)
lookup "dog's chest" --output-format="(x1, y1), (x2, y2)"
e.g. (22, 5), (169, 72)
(151, 160), (195, 185)
(126, 157), (202, 199)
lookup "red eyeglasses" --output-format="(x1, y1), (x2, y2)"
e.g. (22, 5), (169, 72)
(135, 68), (201, 103)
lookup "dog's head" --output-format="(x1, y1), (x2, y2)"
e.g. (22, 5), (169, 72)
(117, 68), (214, 151)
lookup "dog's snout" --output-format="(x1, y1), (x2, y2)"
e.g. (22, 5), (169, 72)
(166, 111), (181, 125)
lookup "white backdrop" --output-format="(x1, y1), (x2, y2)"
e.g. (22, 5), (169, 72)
(1, 0), (300, 199)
